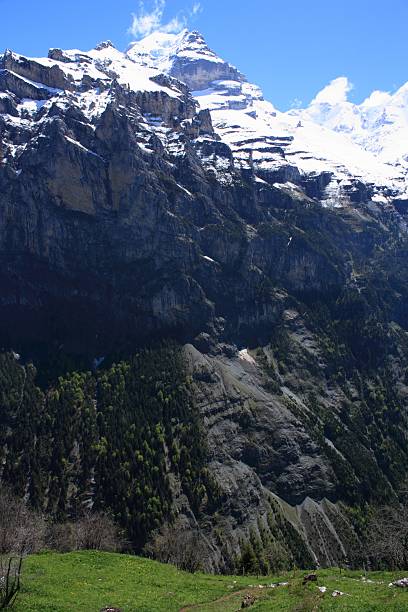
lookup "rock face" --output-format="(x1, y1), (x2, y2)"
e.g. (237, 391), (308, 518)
(0, 39), (353, 354)
(0, 32), (408, 570)
(2, 49), (72, 90)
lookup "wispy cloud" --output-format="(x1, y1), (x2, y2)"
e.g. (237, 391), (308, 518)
(128, 0), (203, 39)
(191, 2), (202, 16)
(160, 15), (187, 34)
(128, 0), (165, 38)
(311, 77), (353, 105)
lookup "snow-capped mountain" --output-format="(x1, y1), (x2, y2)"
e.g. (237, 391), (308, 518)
(0, 40), (206, 194)
(1, 28), (407, 207)
(293, 76), (408, 173)
(127, 29), (245, 90)
(0, 40), (187, 122)
(129, 29), (408, 202)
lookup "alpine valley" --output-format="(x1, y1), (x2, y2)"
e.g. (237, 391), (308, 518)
(1, 28), (408, 572)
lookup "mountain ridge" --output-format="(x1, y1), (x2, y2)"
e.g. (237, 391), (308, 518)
(2, 28), (407, 199)
(128, 29), (408, 196)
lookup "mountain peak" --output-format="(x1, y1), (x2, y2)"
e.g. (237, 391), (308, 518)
(127, 28), (245, 91)
(94, 40), (116, 51)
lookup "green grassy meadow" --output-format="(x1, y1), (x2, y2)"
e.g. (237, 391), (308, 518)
(13, 551), (408, 611)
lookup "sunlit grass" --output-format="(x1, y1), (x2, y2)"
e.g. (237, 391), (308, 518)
(14, 551), (408, 611)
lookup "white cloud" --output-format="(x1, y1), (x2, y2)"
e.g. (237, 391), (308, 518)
(160, 15), (187, 34)
(311, 77), (353, 105)
(362, 89), (391, 108)
(191, 2), (202, 16)
(128, 0), (165, 38)
(128, 0), (203, 39)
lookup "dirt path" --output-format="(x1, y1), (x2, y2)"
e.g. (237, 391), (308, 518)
(179, 586), (265, 611)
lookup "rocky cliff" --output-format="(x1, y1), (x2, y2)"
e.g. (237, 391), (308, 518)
(0, 31), (408, 571)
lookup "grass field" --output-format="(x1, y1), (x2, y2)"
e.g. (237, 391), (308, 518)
(12, 551), (408, 611)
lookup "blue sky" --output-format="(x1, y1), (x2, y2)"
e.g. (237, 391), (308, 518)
(1, 0), (407, 110)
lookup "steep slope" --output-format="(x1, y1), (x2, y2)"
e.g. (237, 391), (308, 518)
(0, 40), (229, 352)
(0, 32), (408, 571)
